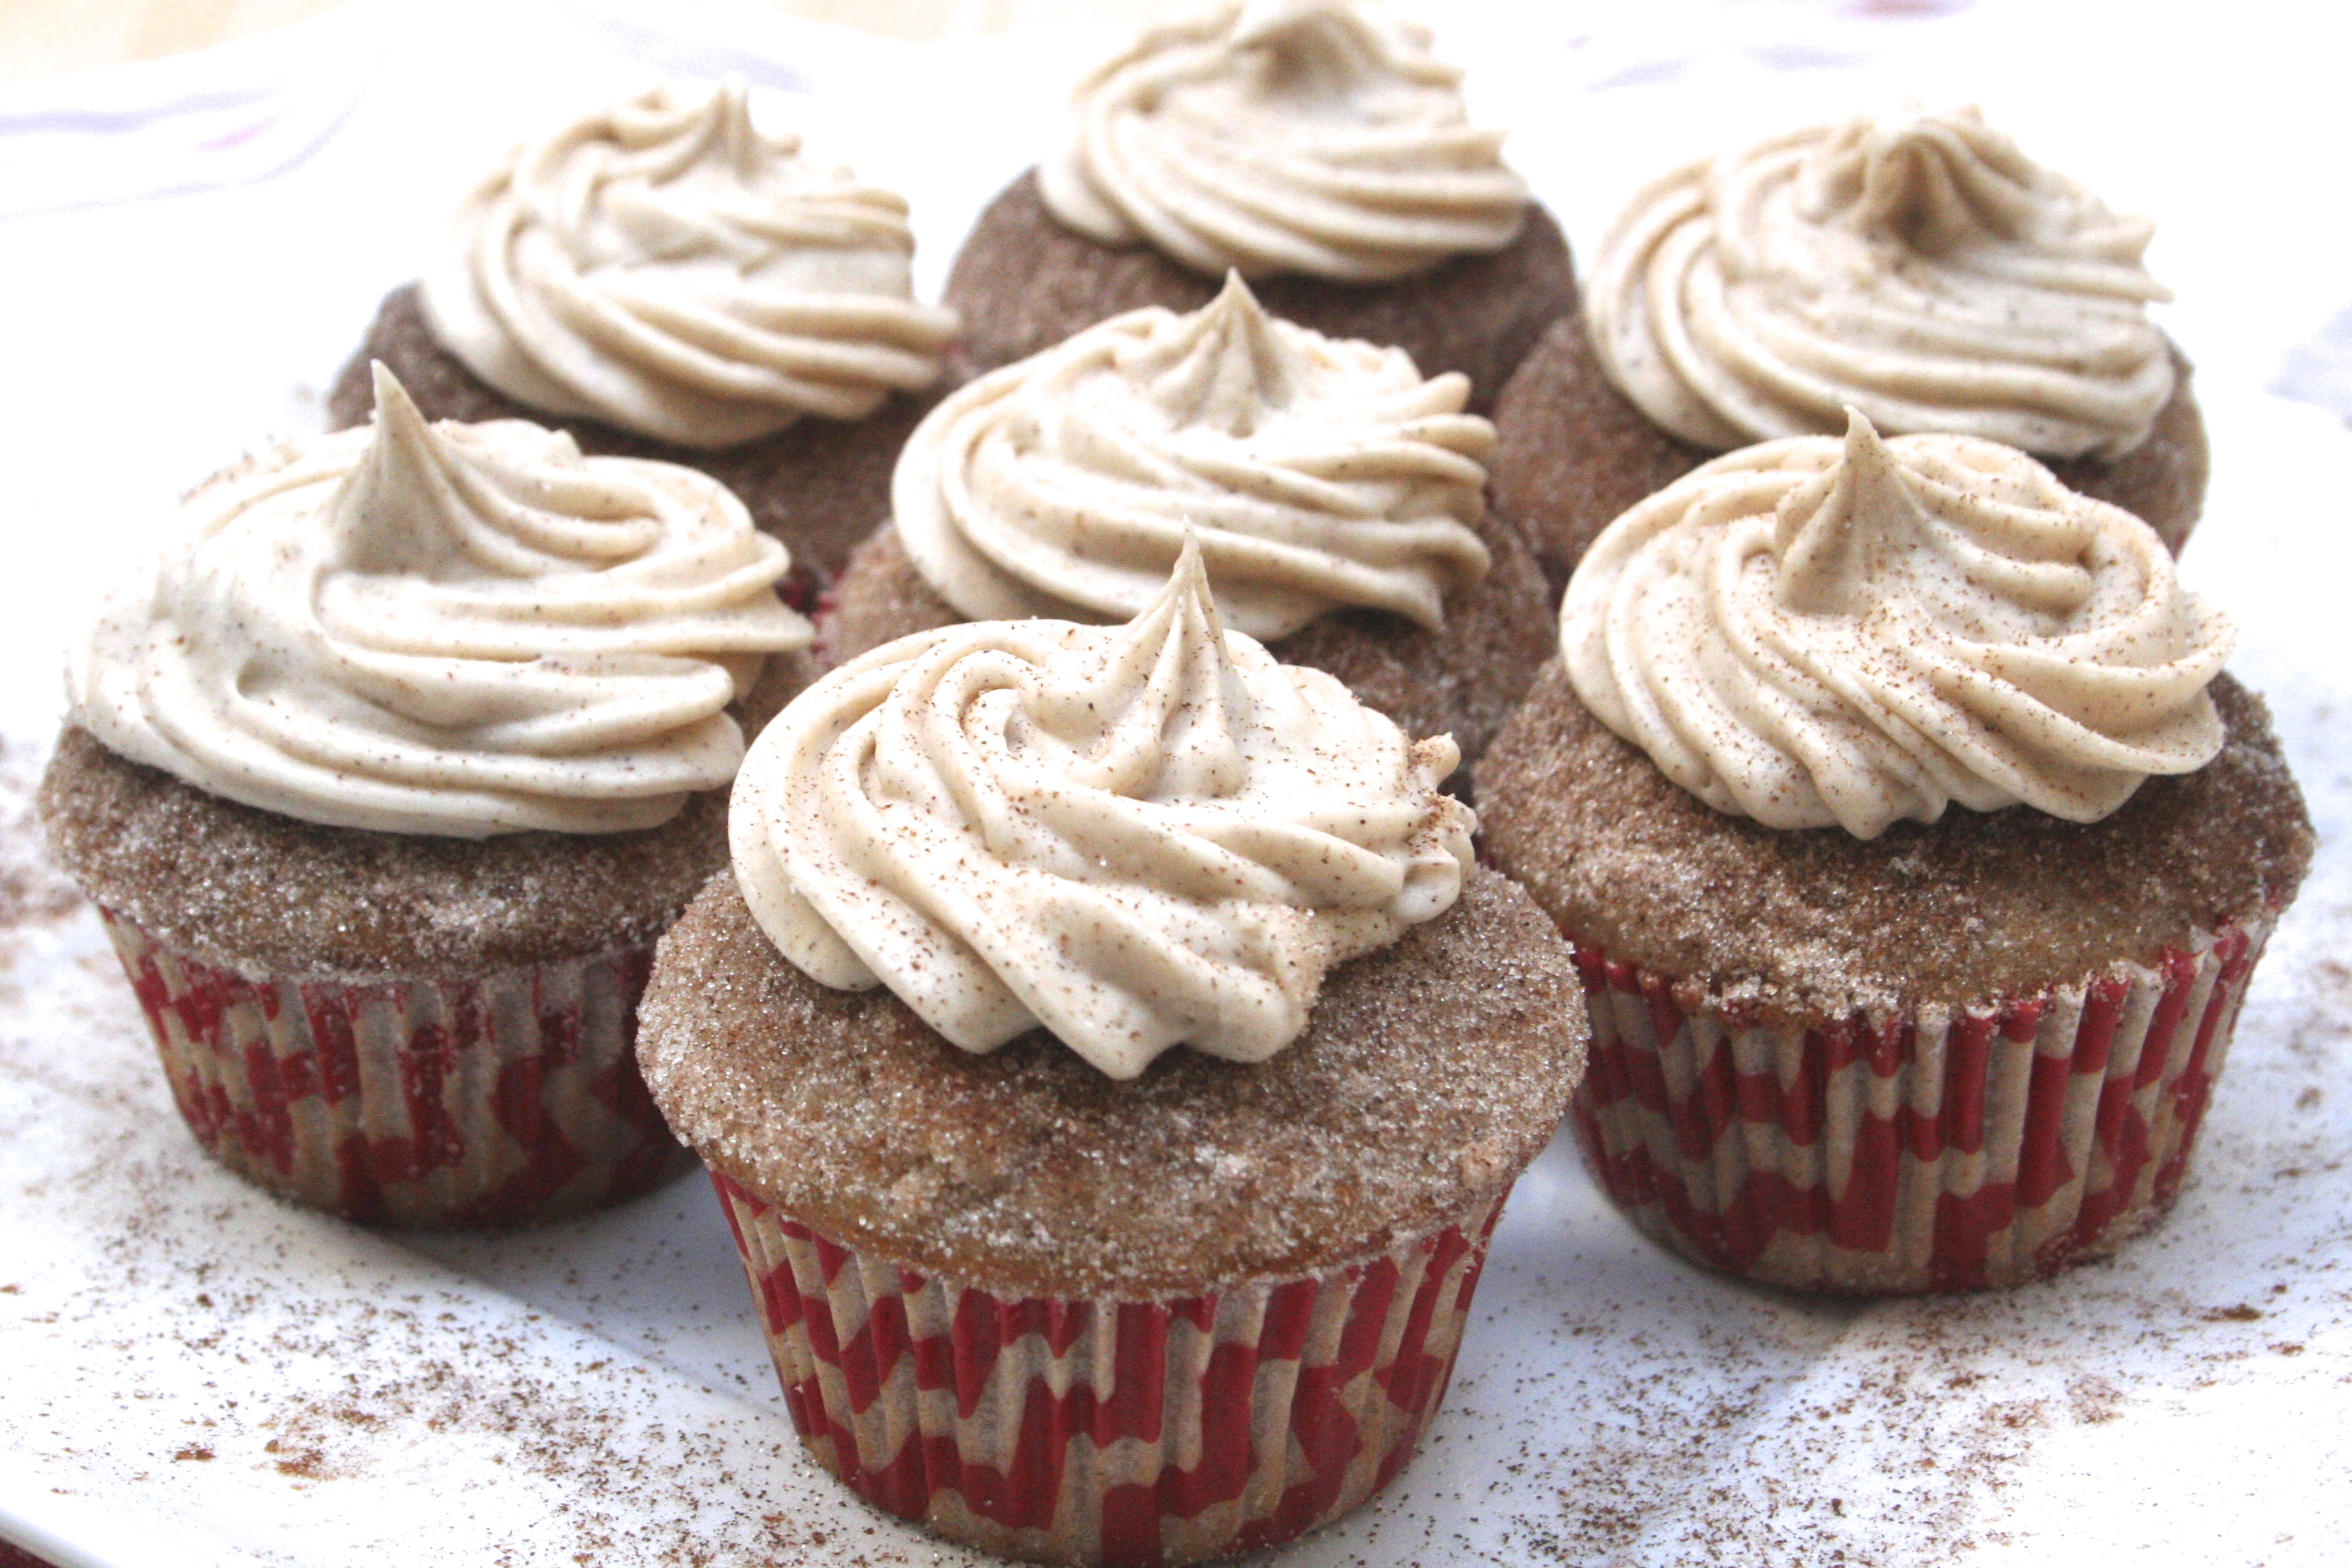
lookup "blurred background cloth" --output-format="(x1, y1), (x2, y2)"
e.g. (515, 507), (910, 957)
(1, 0), (333, 83)
(0, 0), (1186, 216)
(0, 0), (1187, 76)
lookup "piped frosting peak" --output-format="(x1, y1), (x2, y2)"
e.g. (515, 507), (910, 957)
(1587, 104), (2175, 459)
(731, 536), (1475, 1077)
(1038, 0), (1527, 281)
(894, 272), (1493, 640)
(422, 77), (958, 449)
(70, 365), (809, 837)
(1561, 412), (2232, 838)
(1139, 269), (1302, 434)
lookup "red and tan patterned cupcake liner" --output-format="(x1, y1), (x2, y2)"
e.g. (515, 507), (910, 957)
(100, 907), (693, 1227)
(712, 1171), (1507, 1567)
(1568, 918), (2273, 1294)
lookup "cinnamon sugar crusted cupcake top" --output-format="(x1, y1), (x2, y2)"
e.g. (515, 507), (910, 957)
(731, 538), (1475, 1079)
(69, 366), (809, 840)
(1560, 412), (2231, 840)
(1038, 0), (1528, 283)
(422, 77), (958, 451)
(893, 272), (1493, 641)
(1588, 105), (2175, 459)
(640, 864), (1583, 1297)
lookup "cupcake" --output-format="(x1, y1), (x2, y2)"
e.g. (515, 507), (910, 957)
(37, 366), (816, 1228)
(944, 0), (1576, 412)
(1475, 413), (2312, 1294)
(328, 77), (961, 588)
(827, 273), (1553, 765)
(1494, 105), (2209, 589)
(638, 544), (1587, 1564)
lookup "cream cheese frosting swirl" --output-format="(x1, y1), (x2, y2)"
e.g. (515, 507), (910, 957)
(1588, 105), (2175, 460)
(1038, 0), (1529, 282)
(733, 538), (1474, 1079)
(70, 366), (811, 838)
(1561, 412), (2232, 840)
(422, 78), (959, 451)
(895, 272), (1493, 641)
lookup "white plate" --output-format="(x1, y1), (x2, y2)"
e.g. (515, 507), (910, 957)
(4, 3), (2350, 1564)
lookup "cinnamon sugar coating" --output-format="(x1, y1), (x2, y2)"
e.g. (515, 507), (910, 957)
(2044, 365), (2210, 555)
(942, 170), (1576, 412)
(1475, 664), (2313, 1019)
(328, 284), (939, 579)
(37, 720), (801, 981)
(1490, 311), (2211, 591)
(637, 866), (1586, 1299)
(825, 517), (1553, 764)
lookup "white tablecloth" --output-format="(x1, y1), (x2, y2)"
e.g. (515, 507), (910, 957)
(1, 3), (2348, 1564)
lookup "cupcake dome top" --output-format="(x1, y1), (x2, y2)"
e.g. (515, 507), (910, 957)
(893, 272), (1495, 641)
(1038, 0), (1528, 282)
(731, 540), (1475, 1079)
(1587, 104), (2176, 459)
(422, 77), (958, 450)
(69, 366), (809, 839)
(641, 860), (1581, 1297)
(1560, 412), (2232, 839)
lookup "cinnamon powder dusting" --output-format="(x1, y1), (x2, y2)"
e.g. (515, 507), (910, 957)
(1418, 888), (2352, 1564)
(1, 701), (2345, 1562)
(0, 736), (958, 1567)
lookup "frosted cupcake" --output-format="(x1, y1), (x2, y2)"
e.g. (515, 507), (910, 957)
(828, 274), (1552, 764)
(640, 544), (1587, 1563)
(38, 366), (814, 1227)
(944, 0), (1575, 410)
(1494, 105), (2208, 587)
(1476, 414), (2310, 1294)
(330, 77), (961, 586)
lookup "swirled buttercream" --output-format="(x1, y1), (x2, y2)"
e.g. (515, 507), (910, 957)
(1037, 0), (1528, 282)
(896, 272), (1493, 640)
(70, 365), (810, 838)
(422, 78), (959, 450)
(1561, 411), (2232, 839)
(732, 538), (1474, 1078)
(1588, 105), (2175, 459)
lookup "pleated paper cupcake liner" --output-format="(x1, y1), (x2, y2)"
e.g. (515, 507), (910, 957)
(712, 1171), (1508, 1567)
(1568, 918), (2273, 1294)
(100, 906), (693, 1228)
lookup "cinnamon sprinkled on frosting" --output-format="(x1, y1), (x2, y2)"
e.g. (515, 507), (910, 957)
(69, 365), (809, 838)
(1560, 412), (2232, 839)
(1039, 0), (1528, 282)
(732, 538), (1473, 1078)
(893, 272), (1493, 641)
(1589, 105), (2175, 459)
(422, 77), (958, 450)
